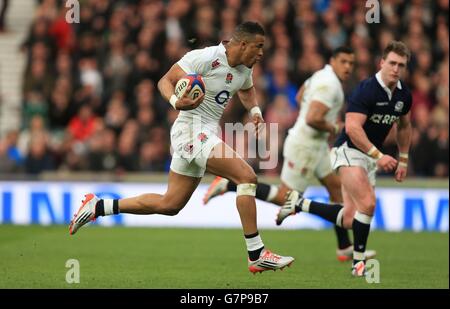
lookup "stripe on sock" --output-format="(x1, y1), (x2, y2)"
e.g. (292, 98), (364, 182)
(355, 211), (373, 224)
(301, 198), (311, 212)
(245, 234), (264, 252)
(336, 208), (344, 227)
(267, 185), (279, 202)
(104, 199), (114, 216)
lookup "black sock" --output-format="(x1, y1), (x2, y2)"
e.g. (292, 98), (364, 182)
(94, 199), (104, 218)
(227, 181), (237, 192)
(255, 183), (271, 201)
(245, 232), (264, 261)
(94, 199), (119, 217)
(113, 199), (120, 214)
(352, 216), (371, 264)
(308, 201), (343, 225)
(334, 225), (352, 249)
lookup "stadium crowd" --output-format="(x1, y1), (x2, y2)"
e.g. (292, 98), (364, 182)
(0, 0), (448, 177)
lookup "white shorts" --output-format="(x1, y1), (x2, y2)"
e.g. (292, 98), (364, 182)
(280, 135), (333, 192)
(330, 142), (377, 186)
(169, 119), (222, 178)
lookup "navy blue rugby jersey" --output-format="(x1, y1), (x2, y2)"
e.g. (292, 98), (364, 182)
(335, 72), (412, 151)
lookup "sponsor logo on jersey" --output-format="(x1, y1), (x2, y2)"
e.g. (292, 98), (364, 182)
(369, 114), (399, 125)
(211, 58), (220, 69)
(394, 101), (404, 112)
(215, 90), (230, 105)
(184, 143), (194, 154)
(225, 73), (233, 84)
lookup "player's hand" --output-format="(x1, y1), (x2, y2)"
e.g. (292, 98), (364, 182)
(252, 113), (265, 139)
(394, 164), (407, 182)
(175, 86), (205, 110)
(376, 155), (398, 172)
(328, 122), (343, 143)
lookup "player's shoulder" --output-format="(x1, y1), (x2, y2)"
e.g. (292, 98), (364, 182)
(315, 65), (337, 80)
(187, 44), (221, 60)
(311, 66), (340, 88)
(353, 76), (378, 94)
(347, 76), (377, 104)
(359, 75), (378, 89)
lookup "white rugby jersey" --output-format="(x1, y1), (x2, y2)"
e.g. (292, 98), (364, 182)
(288, 64), (344, 145)
(177, 42), (253, 131)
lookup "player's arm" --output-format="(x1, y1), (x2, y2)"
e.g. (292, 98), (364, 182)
(237, 86), (264, 135)
(345, 112), (397, 172)
(157, 63), (204, 110)
(237, 86), (263, 119)
(306, 101), (338, 136)
(295, 84), (305, 108)
(394, 112), (412, 182)
(238, 86), (259, 111)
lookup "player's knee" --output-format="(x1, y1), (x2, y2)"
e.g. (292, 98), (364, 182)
(235, 169), (258, 197)
(161, 203), (183, 216)
(234, 169), (257, 185)
(359, 196), (376, 216)
(163, 207), (181, 216)
(160, 196), (184, 216)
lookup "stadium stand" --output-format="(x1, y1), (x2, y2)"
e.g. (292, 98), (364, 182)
(0, 0), (448, 177)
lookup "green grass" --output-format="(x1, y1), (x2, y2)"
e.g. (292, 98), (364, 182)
(0, 225), (447, 289)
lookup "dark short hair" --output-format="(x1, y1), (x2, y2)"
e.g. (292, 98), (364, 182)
(382, 41), (411, 61)
(232, 21), (265, 41)
(331, 46), (354, 58)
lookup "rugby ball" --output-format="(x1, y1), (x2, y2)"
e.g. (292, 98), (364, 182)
(175, 74), (205, 100)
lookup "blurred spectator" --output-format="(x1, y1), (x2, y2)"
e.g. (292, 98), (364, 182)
(0, 130), (23, 173)
(87, 127), (118, 171)
(48, 4), (75, 52)
(0, 0), (9, 32)
(67, 103), (98, 142)
(24, 132), (54, 174)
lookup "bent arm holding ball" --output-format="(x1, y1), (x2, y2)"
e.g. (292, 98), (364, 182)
(158, 63), (204, 110)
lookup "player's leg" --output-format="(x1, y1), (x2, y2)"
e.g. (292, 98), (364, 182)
(206, 142), (294, 273)
(339, 166), (376, 276)
(277, 146), (344, 226)
(69, 170), (201, 235)
(203, 136), (305, 207)
(336, 184), (377, 262)
(319, 172), (352, 256)
(117, 171), (201, 215)
(203, 177), (283, 205)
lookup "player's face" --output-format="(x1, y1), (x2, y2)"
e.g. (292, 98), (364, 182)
(330, 53), (355, 81)
(240, 34), (265, 68)
(380, 52), (408, 86)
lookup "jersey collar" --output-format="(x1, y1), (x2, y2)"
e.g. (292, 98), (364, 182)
(218, 41), (231, 67)
(375, 71), (402, 100)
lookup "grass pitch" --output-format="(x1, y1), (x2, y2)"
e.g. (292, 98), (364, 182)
(0, 225), (447, 289)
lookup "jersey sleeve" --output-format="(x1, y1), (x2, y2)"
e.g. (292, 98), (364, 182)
(346, 82), (372, 115)
(309, 80), (339, 108)
(240, 70), (254, 90)
(177, 49), (209, 75)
